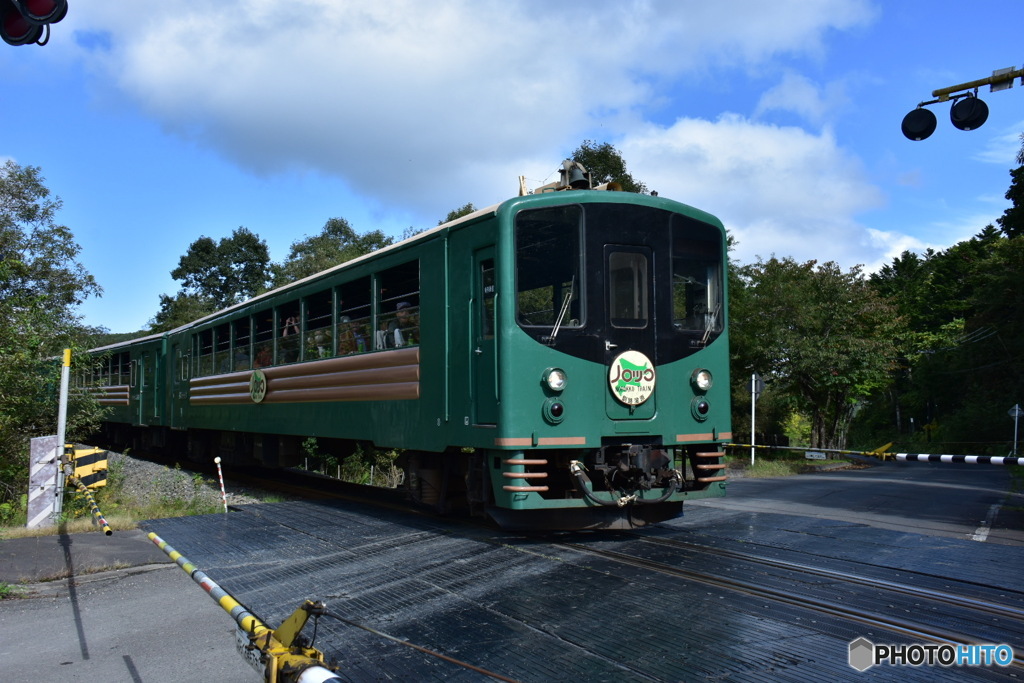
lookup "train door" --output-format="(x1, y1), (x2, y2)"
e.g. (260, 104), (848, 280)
(139, 351), (155, 424)
(604, 244), (657, 420)
(169, 343), (186, 429)
(471, 247), (498, 425)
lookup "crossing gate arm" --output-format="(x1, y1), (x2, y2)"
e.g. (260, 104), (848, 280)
(725, 443), (1024, 466)
(146, 532), (342, 683)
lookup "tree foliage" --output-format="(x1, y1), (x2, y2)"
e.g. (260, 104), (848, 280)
(151, 227), (271, 331)
(439, 202), (477, 225)
(171, 227), (271, 307)
(571, 140), (648, 194)
(731, 257), (901, 450)
(857, 145), (1024, 451)
(0, 161), (105, 508)
(271, 218), (392, 288)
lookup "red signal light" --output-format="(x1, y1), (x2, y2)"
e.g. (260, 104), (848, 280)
(1, 0), (68, 47)
(22, 0), (67, 24)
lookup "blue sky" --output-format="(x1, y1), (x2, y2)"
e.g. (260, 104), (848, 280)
(2, 1), (1021, 333)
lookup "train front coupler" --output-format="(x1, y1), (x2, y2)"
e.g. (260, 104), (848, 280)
(569, 451), (681, 508)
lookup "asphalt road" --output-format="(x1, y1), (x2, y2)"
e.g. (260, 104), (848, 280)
(694, 459), (1024, 546)
(0, 564), (257, 682)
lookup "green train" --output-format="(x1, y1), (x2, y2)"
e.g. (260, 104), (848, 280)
(86, 164), (731, 530)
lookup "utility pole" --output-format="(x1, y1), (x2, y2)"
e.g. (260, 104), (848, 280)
(52, 348), (71, 522)
(749, 373), (764, 465)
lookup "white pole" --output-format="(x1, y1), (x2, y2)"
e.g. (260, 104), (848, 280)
(750, 373), (756, 466)
(1014, 405), (1020, 456)
(53, 349), (71, 523)
(214, 457), (228, 513)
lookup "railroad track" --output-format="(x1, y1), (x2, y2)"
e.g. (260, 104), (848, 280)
(549, 535), (1024, 669)
(217, 460), (1024, 668)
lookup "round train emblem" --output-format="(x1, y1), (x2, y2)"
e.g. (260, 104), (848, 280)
(249, 369), (267, 403)
(608, 350), (656, 406)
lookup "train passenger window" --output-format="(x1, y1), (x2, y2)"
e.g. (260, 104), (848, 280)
(196, 329), (214, 377)
(278, 301), (301, 363)
(515, 205), (583, 328)
(376, 261), (419, 349)
(214, 323), (231, 374)
(338, 277), (371, 355)
(253, 313), (273, 367)
(232, 318), (252, 371)
(115, 352), (130, 385)
(609, 251), (649, 328)
(671, 216), (723, 338)
(305, 290), (333, 359)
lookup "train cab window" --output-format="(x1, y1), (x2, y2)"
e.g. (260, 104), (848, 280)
(254, 313), (274, 367)
(305, 290), (333, 359)
(196, 329), (214, 377)
(376, 261), (419, 349)
(671, 216), (724, 339)
(515, 205), (583, 328)
(338, 277), (371, 355)
(609, 250), (649, 328)
(214, 323), (231, 374)
(232, 318), (252, 371)
(277, 301), (301, 364)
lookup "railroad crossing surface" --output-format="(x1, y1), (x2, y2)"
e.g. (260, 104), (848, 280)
(138, 461), (1022, 681)
(3, 460), (1021, 681)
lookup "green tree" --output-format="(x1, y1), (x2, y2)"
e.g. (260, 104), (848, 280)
(0, 161), (105, 508)
(271, 218), (392, 288)
(171, 227), (270, 307)
(731, 257), (901, 450)
(570, 140), (648, 194)
(151, 227), (271, 331)
(439, 202), (477, 225)
(149, 292), (217, 333)
(996, 146), (1024, 238)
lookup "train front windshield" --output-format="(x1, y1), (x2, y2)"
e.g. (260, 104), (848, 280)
(514, 202), (724, 365)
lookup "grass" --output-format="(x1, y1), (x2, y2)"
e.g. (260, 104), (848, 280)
(0, 581), (20, 599)
(746, 458), (808, 478)
(725, 454), (855, 478)
(1, 456), (225, 541)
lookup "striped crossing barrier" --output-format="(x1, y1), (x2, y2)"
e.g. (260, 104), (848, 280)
(893, 453), (1023, 466)
(726, 443), (1023, 465)
(67, 475), (112, 535)
(146, 532), (341, 682)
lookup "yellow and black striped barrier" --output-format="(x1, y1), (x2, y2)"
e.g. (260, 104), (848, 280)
(67, 475), (112, 535)
(146, 532), (342, 683)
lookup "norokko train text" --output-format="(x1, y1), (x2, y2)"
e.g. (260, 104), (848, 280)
(85, 164), (732, 529)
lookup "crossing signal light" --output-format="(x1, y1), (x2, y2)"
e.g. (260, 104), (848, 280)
(1, 0), (68, 47)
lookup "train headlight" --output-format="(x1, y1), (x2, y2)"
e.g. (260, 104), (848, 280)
(542, 367), (568, 392)
(690, 368), (713, 392)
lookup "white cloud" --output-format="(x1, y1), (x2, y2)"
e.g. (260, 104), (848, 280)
(60, 0), (876, 220)
(619, 115), (886, 268)
(973, 120), (1024, 165)
(754, 72), (851, 126)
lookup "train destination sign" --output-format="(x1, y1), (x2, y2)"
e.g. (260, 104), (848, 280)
(608, 350), (656, 406)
